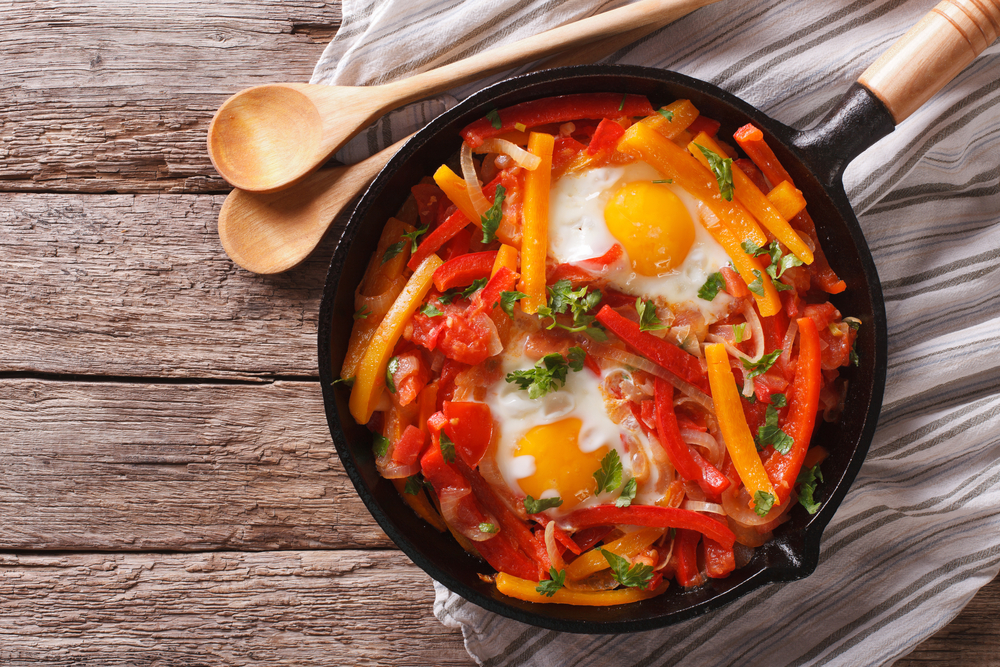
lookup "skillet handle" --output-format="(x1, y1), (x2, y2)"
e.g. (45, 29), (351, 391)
(857, 0), (1000, 124)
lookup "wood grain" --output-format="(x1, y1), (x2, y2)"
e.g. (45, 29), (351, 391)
(0, 379), (392, 550)
(0, 0), (341, 194)
(0, 550), (470, 666)
(1, 193), (338, 379)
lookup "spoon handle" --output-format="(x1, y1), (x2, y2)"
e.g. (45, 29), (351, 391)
(858, 0), (1000, 124)
(378, 0), (720, 107)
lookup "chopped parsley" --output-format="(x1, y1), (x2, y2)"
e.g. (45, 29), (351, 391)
(756, 405), (794, 454)
(753, 490), (776, 516)
(636, 298), (668, 332)
(439, 431), (456, 463)
(742, 240), (802, 290)
(486, 108), (502, 130)
(652, 179), (673, 184)
(479, 522), (499, 534)
(615, 477), (637, 508)
(593, 450), (623, 495)
(381, 239), (407, 264)
(373, 433), (390, 458)
(618, 94), (627, 111)
(771, 392), (788, 408)
(524, 495), (563, 514)
(537, 279), (607, 340)
(354, 306), (370, 320)
(401, 224), (429, 254)
(498, 290), (527, 317)
(505, 347), (585, 399)
(747, 269), (765, 296)
(385, 356), (399, 394)
(657, 108), (675, 121)
(403, 476), (423, 495)
(698, 272), (726, 301)
(599, 548), (655, 589)
(331, 376), (355, 388)
(695, 144), (734, 201)
(440, 277), (490, 304)
(742, 349), (781, 380)
(420, 302), (443, 317)
(733, 323), (747, 343)
(536, 568), (566, 597)
(796, 464), (824, 514)
(481, 184), (506, 244)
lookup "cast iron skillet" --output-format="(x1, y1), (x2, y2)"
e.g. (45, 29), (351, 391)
(318, 2), (999, 633)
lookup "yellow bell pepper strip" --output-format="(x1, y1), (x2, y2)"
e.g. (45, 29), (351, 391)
(688, 132), (813, 265)
(433, 164), (480, 227)
(496, 572), (668, 605)
(349, 254), (443, 424)
(391, 478), (447, 532)
(700, 214), (782, 317)
(518, 132), (554, 314)
(341, 217), (414, 379)
(705, 343), (778, 506)
(767, 180), (807, 221)
(565, 527), (664, 580)
(617, 122), (767, 248)
(638, 99), (700, 139)
(491, 243), (518, 277)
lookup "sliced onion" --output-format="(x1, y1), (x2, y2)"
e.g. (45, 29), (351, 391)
(473, 312), (504, 358)
(565, 569), (619, 591)
(623, 432), (650, 486)
(376, 458), (420, 479)
(544, 521), (565, 572)
(438, 487), (498, 542)
(780, 319), (799, 370)
(460, 142), (490, 218)
(728, 515), (771, 548)
(473, 138), (541, 171)
(721, 483), (785, 527)
(355, 275), (406, 318)
(681, 500), (726, 515)
(680, 428), (723, 468)
(742, 303), (765, 362)
(429, 350), (446, 373)
(655, 534), (675, 571)
(583, 340), (715, 414)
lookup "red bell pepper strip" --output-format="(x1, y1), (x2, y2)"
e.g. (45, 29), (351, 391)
(565, 505), (735, 548)
(571, 526), (613, 552)
(551, 135), (586, 177)
(532, 514), (583, 555)
(420, 439), (468, 493)
(476, 530), (542, 582)
(583, 352), (601, 376)
(720, 266), (749, 299)
(704, 524), (736, 579)
(586, 118), (626, 155)
(440, 227), (472, 261)
(596, 305), (710, 394)
(673, 529), (705, 587)
(442, 401), (494, 468)
(391, 424), (427, 467)
(432, 251), (498, 292)
(734, 158), (769, 193)
(547, 244), (624, 286)
(408, 208), (470, 271)
(733, 123), (846, 294)
(655, 378), (730, 499)
(687, 115), (721, 139)
(461, 94), (656, 148)
(473, 266), (517, 316)
(765, 316), (822, 504)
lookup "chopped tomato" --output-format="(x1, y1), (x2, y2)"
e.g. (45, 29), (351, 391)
(437, 312), (495, 365)
(389, 349), (430, 407)
(411, 183), (446, 227)
(391, 425), (427, 467)
(586, 118), (626, 155)
(442, 401), (494, 468)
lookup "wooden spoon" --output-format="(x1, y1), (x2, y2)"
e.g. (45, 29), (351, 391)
(218, 17), (674, 274)
(207, 0), (720, 194)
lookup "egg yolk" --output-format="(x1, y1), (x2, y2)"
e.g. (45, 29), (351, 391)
(513, 417), (609, 510)
(603, 181), (695, 276)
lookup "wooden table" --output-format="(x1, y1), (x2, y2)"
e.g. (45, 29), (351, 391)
(1, 2), (996, 664)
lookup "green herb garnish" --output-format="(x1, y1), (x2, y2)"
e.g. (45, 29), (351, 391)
(747, 269), (765, 296)
(499, 290), (528, 317)
(481, 184), (506, 244)
(486, 108), (502, 130)
(796, 464), (824, 514)
(524, 495), (563, 514)
(733, 323), (747, 343)
(420, 303), (443, 317)
(505, 347), (585, 399)
(599, 548), (655, 589)
(616, 477), (637, 508)
(354, 306), (370, 320)
(385, 356), (399, 393)
(657, 108), (675, 121)
(439, 431), (456, 463)
(771, 393), (787, 408)
(741, 349), (782, 380)
(698, 272), (726, 301)
(373, 433), (390, 458)
(695, 144), (734, 201)
(636, 298), (667, 332)
(479, 522), (499, 534)
(536, 568), (566, 597)
(401, 224), (429, 254)
(593, 450), (623, 495)
(536, 279), (606, 340)
(756, 405), (794, 454)
(753, 490), (776, 516)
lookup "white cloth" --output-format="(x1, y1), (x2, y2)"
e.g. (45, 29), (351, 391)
(313, 1), (1000, 665)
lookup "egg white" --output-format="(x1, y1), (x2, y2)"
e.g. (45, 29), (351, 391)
(548, 161), (734, 322)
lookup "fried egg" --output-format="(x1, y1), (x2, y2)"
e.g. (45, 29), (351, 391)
(548, 161), (733, 321)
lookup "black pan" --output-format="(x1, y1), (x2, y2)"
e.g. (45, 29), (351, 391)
(317, 3), (999, 633)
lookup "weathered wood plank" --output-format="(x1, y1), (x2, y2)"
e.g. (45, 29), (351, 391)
(2, 193), (341, 379)
(895, 577), (1000, 666)
(0, 550), (471, 666)
(0, 379), (392, 550)
(0, 0), (341, 194)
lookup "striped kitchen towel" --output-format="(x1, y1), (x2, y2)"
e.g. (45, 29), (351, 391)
(312, 1), (1000, 665)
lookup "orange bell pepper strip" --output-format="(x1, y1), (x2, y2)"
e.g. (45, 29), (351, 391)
(391, 478), (447, 532)
(349, 254), (443, 424)
(496, 572), (668, 605)
(689, 132), (813, 265)
(767, 181), (807, 221)
(565, 527), (663, 581)
(492, 244), (518, 277)
(618, 122), (767, 247)
(518, 132), (554, 314)
(733, 123), (846, 294)
(704, 343), (777, 506)
(765, 317), (822, 505)
(638, 99), (700, 139)
(699, 213), (782, 317)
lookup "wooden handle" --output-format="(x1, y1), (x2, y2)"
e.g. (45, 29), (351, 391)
(858, 0), (1000, 124)
(379, 0), (719, 106)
